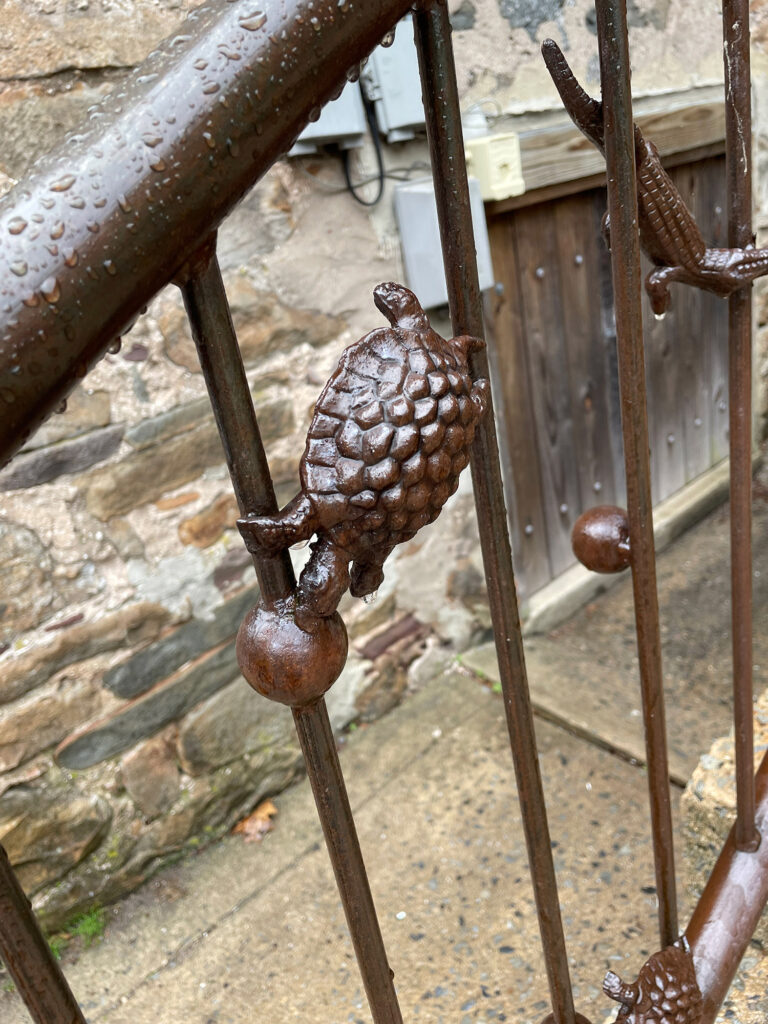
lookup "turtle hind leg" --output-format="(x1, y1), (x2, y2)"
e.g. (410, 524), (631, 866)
(350, 556), (388, 599)
(238, 492), (318, 556)
(297, 537), (350, 622)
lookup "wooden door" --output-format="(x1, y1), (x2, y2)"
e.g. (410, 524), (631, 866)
(487, 155), (729, 598)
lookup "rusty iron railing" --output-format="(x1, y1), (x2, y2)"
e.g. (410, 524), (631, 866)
(0, 1), (764, 1023)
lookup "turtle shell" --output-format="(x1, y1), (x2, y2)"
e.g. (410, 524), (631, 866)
(300, 319), (489, 562)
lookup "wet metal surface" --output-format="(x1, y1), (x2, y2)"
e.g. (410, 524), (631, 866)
(0, 842), (87, 1024)
(181, 245), (402, 1022)
(687, 751), (768, 1022)
(541, 39), (768, 316)
(721, 0), (759, 853)
(592, 0), (678, 949)
(415, 4), (580, 1022)
(0, 0), (413, 467)
(237, 283), (488, 632)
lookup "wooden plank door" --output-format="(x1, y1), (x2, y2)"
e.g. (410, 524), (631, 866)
(487, 154), (729, 598)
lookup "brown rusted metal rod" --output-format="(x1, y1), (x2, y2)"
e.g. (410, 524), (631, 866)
(0, 842), (87, 1024)
(593, 0), (678, 947)
(412, 6), (581, 1024)
(0, 0), (414, 469)
(722, 0), (759, 852)
(180, 248), (402, 1024)
(179, 240), (294, 604)
(686, 751), (768, 1022)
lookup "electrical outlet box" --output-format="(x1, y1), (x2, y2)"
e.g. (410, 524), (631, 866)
(363, 15), (425, 143)
(394, 176), (495, 309)
(464, 133), (525, 201)
(289, 82), (367, 156)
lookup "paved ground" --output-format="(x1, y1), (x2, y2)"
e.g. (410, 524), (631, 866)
(3, 463), (768, 1023)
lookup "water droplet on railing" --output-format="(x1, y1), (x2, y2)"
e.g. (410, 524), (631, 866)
(142, 133), (163, 148)
(63, 248), (78, 267)
(381, 28), (396, 47)
(149, 157), (167, 171)
(524, 523), (534, 536)
(108, 338), (122, 354)
(10, 261), (28, 277)
(50, 174), (76, 192)
(202, 82), (220, 95)
(41, 277), (61, 303)
(535, 266), (545, 279)
(118, 194), (132, 213)
(68, 196), (86, 209)
(8, 217), (27, 235)
(240, 11), (266, 31)
(194, 59), (209, 70)
(104, 260), (117, 276)
(203, 132), (216, 150)
(654, 311), (666, 322)
(50, 222), (65, 239)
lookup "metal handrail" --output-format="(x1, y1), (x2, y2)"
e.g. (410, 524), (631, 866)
(0, 1), (765, 1022)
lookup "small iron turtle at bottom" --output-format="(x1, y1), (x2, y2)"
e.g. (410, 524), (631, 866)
(603, 936), (703, 1024)
(236, 282), (489, 706)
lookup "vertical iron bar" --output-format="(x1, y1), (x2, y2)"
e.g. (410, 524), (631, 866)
(722, 0), (759, 852)
(593, 0), (678, 946)
(412, 6), (578, 1023)
(180, 244), (403, 1024)
(0, 843), (87, 1024)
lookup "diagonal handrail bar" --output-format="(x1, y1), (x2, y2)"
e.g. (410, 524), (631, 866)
(0, 0), (413, 468)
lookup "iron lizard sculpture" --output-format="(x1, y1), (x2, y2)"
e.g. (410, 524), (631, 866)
(542, 39), (768, 315)
(238, 282), (489, 628)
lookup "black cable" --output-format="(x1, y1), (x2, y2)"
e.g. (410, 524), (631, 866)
(342, 83), (385, 207)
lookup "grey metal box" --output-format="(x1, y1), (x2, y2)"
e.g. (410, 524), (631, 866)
(393, 176), (495, 309)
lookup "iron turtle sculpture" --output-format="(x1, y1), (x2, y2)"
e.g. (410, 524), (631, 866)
(603, 936), (703, 1024)
(238, 282), (489, 629)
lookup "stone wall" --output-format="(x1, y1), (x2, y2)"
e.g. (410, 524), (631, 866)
(0, 0), (752, 930)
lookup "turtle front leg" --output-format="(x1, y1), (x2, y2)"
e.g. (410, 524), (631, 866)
(297, 537), (350, 624)
(238, 492), (318, 555)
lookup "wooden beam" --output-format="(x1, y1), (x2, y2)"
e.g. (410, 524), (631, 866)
(485, 93), (725, 214)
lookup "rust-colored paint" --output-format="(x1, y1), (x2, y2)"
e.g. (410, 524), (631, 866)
(542, 39), (768, 315)
(721, 0), (759, 853)
(571, 505), (631, 574)
(0, 0), (414, 469)
(0, 843), (87, 1024)
(238, 282), (488, 625)
(603, 937), (703, 1024)
(415, 4), (580, 1022)
(587, 0), (679, 948)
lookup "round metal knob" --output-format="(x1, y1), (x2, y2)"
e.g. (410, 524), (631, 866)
(571, 505), (631, 574)
(236, 597), (348, 707)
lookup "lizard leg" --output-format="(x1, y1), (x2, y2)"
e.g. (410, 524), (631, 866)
(645, 264), (698, 315)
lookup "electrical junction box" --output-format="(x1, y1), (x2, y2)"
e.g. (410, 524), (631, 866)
(393, 176), (495, 310)
(289, 82), (367, 156)
(363, 15), (425, 143)
(464, 133), (525, 201)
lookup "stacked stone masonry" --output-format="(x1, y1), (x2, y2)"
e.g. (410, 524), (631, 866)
(0, 0), (766, 930)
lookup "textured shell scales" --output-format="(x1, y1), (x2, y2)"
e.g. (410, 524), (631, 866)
(299, 325), (487, 554)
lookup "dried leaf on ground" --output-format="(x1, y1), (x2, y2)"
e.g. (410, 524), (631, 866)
(232, 798), (278, 843)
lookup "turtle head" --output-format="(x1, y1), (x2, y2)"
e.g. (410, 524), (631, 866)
(374, 282), (429, 330)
